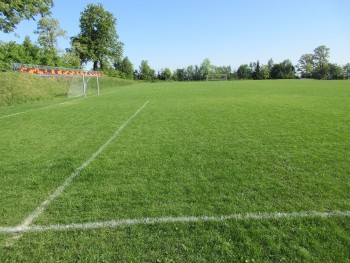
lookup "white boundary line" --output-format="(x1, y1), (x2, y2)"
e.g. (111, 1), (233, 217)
(0, 98), (83, 120)
(4, 100), (148, 246)
(1, 210), (349, 234)
(4, 101), (148, 244)
(17, 101), (149, 230)
(0, 86), (131, 120)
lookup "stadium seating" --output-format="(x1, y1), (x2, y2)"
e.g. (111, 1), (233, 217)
(17, 66), (105, 77)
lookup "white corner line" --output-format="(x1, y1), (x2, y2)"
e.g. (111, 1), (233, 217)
(17, 101), (149, 230)
(1, 210), (349, 234)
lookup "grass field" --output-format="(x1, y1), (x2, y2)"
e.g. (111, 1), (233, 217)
(0, 79), (349, 261)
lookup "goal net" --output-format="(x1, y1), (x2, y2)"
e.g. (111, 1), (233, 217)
(206, 74), (228, 81)
(67, 75), (100, 98)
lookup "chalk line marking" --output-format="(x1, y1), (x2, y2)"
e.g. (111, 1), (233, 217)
(18, 100), (149, 230)
(2, 100), (149, 250)
(0, 86), (131, 120)
(0, 97), (83, 119)
(1, 210), (349, 234)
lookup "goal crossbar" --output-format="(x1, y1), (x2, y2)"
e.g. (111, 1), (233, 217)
(68, 75), (100, 98)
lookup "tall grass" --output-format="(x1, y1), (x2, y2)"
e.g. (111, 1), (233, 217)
(0, 72), (135, 107)
(0, 72), (69, 106)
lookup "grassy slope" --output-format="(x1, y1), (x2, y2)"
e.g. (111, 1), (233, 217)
(0, 80), (349, 261)
(0, 72), (134, 107)
(0, 72), (69, 107)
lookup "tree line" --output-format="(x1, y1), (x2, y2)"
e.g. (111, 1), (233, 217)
(1, 1), (349, 80)
(133, 49), (350, 81)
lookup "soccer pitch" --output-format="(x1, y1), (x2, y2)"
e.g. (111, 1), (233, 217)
(1, 80), (349, 261)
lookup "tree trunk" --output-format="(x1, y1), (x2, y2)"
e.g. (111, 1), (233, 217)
(93, 61), (98, 71)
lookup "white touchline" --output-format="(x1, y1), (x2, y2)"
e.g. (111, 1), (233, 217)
(0, 86), (130, 120)
(1, 210), (349, 234)
(0, 97), (83, 120)
(17, 100), (149, 230)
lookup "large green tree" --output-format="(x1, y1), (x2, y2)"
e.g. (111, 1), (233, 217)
(237, 64), (252, 79)
(34, 17), (66, 65)
(200, 58), (214, 79)
(35, 17), (66, 53)
(312, 45), (330, 79)
(186, 65), (194, 81)
(267, 58), (274, 71)
(0, 0), (53, 33)
(160, 67), (172, 81)
(252, 60), (262, 80)
(115, 57), (134, 79)
(138, 60), (155, 81)
(261, 65), (270, 79)
(313, 45), (330, 67)
(328, 63), (344, 80)
(298, 45), (331, 79)
(22, 36), (41, 64)
(72, 3), (123, 70)
(270, 59), (295, 79)
(297, 53), (314, 78)
(175, 68), (186, 81)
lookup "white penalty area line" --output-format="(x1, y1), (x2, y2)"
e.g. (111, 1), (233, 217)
(17, 101), (149, 230)
(1, 210), (349, 234)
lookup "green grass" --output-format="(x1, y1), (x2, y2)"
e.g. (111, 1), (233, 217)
(0, 80), (349, 261)
(0, 72), (134, 108)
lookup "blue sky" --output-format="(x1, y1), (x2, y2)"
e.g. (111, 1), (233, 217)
(1, 0), (349, 71)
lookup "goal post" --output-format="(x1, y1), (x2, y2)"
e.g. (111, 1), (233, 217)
(206, 74), (228, 81)
(67, 75), (100, 98)
(10, 63), (104, 98)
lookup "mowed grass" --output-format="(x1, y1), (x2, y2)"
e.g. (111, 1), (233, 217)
(0, 80), (349, 261)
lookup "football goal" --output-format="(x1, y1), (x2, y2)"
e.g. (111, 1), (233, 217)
(11, 63), (103, 99)
(67, 75), (100, 98)
(206, 74), (228, 81)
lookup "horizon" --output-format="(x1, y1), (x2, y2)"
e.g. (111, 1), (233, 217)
(1, 0), (349, 71)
